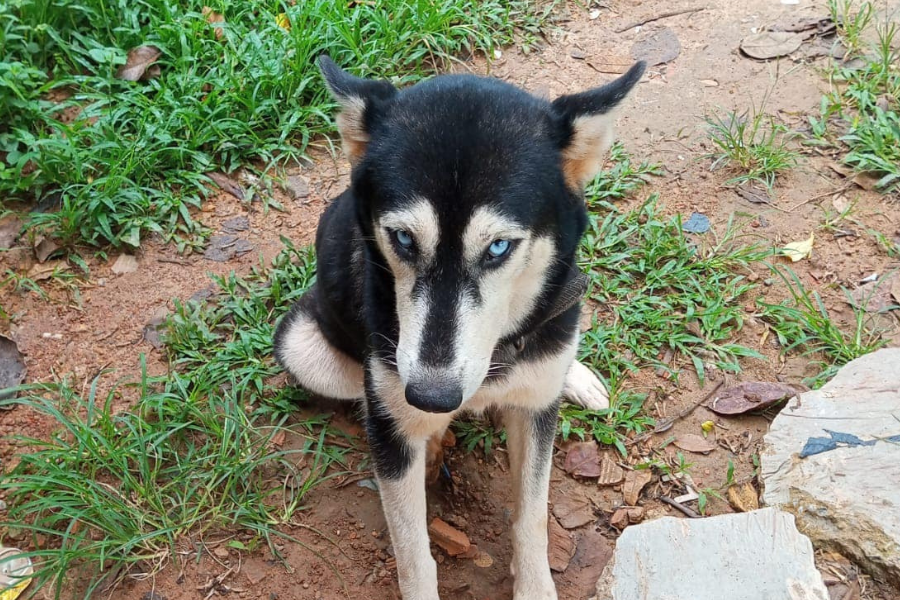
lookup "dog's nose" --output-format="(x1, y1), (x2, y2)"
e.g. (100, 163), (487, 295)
(405, 381), (463, 413)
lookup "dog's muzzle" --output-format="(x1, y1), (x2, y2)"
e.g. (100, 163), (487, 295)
(405, 381), (463, 414)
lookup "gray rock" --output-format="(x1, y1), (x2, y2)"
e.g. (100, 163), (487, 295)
(761, 348), (900, 587)
(593, 508), (828, 600)
(282, 174), (310, 200)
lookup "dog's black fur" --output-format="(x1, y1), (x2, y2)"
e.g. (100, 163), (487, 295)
(274, 56), (645, 600)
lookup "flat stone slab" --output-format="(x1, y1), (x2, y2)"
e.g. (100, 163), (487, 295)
(761, 349), (900, 586)
(593, 508), (828, 600)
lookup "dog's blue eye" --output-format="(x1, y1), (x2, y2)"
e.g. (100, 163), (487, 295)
(394, 229), (414, 249)
(487, 239), (511, 259)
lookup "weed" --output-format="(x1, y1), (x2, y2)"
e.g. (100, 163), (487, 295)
(697, 486), (724, 515)
(579, 195), (769, 390)
(0, 239), (351, 597)
(756, 265), (889, 387)
(559, 391), (654, 455)
(706, 101), (800, 189)
(452, 419), (506, 456)
(1, 0), (538, 253)
(584, 142), (662, 207)
(869, 228), (900, 257)
(828, 0), (875, 54)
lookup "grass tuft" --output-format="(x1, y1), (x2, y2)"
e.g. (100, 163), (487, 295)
(0, 240), (349, 598)
(1, 0), (538, 253)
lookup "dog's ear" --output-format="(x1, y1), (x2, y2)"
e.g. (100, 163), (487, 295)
(552, 61), (645, 190)
(319, 55), (398, 163)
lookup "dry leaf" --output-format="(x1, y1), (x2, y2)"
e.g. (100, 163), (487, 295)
(563, 441), (602, 478)
(33, 235), (59, 262)
(552, 495), (595, 529)
(708, 382), (802, 415)
(548, 517), (575, 573)
(831, 195), (850, 214)
(736, 181), (771, 204)
(0, 216), (22, 250)
(622, 469), (652, 506)
(597, 455), (625, 486)
(700, 79), (719, 87)
(473, 551), (493, 568)
(631, 27), (681, 66)
(202, 6), (225, 39)
(0, 334), (27, 401)
(740, 31), (803, 60)
(848, 274), (899, 313)
(27, 260), (69, 282)
(111, 254), (138, 275)
(205, 171), (245, 200)
(891, 277), (900, 307)
(116, 45), (162, 82)
(275, 12), (290, 30)
(727, 482), (759, 512)
(782, 232), (814, 262)
(673, 434), (717, 454)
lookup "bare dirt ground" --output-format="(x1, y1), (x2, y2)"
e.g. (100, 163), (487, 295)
(2, 0), (899, 599)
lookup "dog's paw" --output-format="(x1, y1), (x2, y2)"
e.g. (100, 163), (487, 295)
(562, 361), (609, 411)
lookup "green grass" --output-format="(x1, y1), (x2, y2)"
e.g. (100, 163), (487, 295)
(812, 9), (900, 193)
(706, 101), (800, 189)
(584, 141), (662, 206)
(756, 265), (890, 388)
(0, 240), (355, 598)
(0, 0), (538, 254)
(579, 196), (769, 389)
(828, 0), (875, 54)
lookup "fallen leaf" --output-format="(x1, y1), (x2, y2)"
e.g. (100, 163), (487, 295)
(116, 45), (162, 82)
(736, 181), (771, 204)
(111, 254), (138, 275)
(275, 12), (290, 30)
(552, 495), (595, 529)
(630, 27), (681, 66)
(740, 31), (804, 60)
(282, 174), (310, 200)
(0, 334), (26, 402)
(202, 6), (225, 39)
(0, 216), (22, 250)
(700, 79), (719, 87)
(33, 236), (59, 263)
(891, 277), (900, 306)
(547, 517), (575, 573)
(221, 216), (250, 233)
(708, 381), (802, 415)
(673, 434), (717, 454)
(831, 195), (850, 214)
(203, 235), (254, 262)
(27, 260), (68, 282)
(473, 551), (493, 568)
(848, 273), (899, 313)
(782, 232), (814, 262)
(622, 469), (652, 506)
(701, 421), (715, 436)
(727, 482), (759, 512)
(771, 16), (836, 39)
(205, 172), (245, 200)
(597, 455), (625, 486)
(563, 441), (602, 478)
(142, 306), (168, 350)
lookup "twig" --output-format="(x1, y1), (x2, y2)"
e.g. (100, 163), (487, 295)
(158, 258), (189, 266)
(627, 381), (724, 446)
(659, 495), (701, 518)
(785, 184), (851, 212)
(614, 7), (706, 33)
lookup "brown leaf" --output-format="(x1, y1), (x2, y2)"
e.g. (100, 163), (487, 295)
(673, 434), (717, 454)
(0, 334), (27, 402)
(33, 235), (59, 263)
(563, 441), (602, 478)
(0, 216), (22, 250)
(202, 6), (226, 39)
(727, 482), (759, 512)
(708, 381), (803, 415)
(116, 45), (162, 82)
(597, 455), (625, 486)
(740, 32), (803, 60)
(548, 517), (575, 573)
(27, 260), (68, 282)
(736, 182), (772, 204)
(205, 171), (245, 200)
(552, 495), (595, 529)
(111, 254), (138, 275)
(623, 469), (653, 506)
(848, 273), (899, 313)
(771, 16), (836, 39)
(891, 277), (900, 307)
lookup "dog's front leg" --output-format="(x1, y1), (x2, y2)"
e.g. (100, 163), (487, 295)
(367, 410), (440, 600)
(505, 402), (560, 600)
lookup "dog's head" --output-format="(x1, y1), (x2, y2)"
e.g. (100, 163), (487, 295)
(319, 56), (643, 414)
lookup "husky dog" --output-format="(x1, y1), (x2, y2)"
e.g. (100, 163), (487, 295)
(274, 56), (644, 600)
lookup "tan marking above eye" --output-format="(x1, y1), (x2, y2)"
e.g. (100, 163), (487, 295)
(462, 207), (528, 265)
